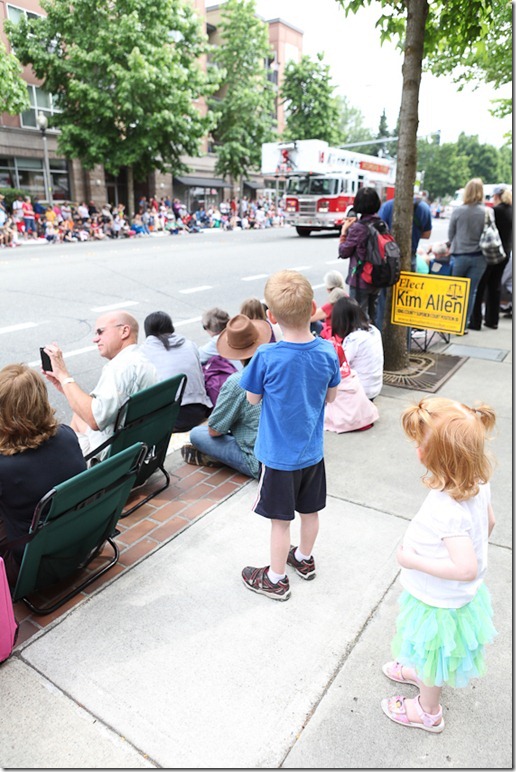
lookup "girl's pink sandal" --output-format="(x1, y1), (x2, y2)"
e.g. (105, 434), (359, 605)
(382, 660), (419, 687)
(381, 694), (445, 733)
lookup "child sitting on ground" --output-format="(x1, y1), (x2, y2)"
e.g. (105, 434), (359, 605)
(240, 270), (341, 601)
(381, 397), (497, 732)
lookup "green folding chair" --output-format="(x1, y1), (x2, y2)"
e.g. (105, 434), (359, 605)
(85, 374), (187, 517)
(12, 442), (147, 615)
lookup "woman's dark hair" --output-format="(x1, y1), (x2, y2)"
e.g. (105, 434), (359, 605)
(331, 296), (371, 339)
(353, 187), (381, 215)
(144, 311), (174, 350)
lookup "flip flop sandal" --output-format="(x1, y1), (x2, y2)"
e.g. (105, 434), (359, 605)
(381, 694), (445, 733)
(382, 660), (419, 687)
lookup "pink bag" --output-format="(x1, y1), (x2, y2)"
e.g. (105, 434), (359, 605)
(324, 368), (379, 433)
(0, 557), (18, 663)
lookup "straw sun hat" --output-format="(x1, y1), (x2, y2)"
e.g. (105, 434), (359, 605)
(216, 314), (272, 359)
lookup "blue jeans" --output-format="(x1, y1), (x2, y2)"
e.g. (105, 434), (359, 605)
(189, 425), (257, 478)
(451, 252), (487, 326)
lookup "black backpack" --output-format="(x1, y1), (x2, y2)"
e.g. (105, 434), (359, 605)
(357, 219), (401, 288)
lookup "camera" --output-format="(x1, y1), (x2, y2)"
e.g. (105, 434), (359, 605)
(40, 347), (53, 372)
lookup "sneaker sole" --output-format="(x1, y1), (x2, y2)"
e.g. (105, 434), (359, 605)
(286, 559), (316, 581)
(242, 577), (291, 601)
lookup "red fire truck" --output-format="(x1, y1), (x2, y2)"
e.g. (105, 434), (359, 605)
(261, 139), (396, 237)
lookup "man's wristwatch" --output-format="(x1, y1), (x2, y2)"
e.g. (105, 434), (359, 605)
(62, 377), (75, 385)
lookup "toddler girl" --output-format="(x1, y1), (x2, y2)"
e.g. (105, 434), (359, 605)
(382, 397), (497, 733)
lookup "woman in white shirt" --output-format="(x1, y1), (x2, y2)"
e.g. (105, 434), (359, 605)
(330, 295), (384, 399)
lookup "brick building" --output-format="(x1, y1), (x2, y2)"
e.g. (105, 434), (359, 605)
(0, 0), (302, 212)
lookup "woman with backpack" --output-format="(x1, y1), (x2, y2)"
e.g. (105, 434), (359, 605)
(338, 187), (383, 322)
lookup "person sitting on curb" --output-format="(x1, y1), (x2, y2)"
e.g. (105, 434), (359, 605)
(198, 307), (243, 371)
(310, 270), (348, 336)
(42, 311), (157, 459)
(329, 295), (384, 401)
(181, 314), (271, 479)
(239, 297), (276, 341)
(141, 310), (212, 432)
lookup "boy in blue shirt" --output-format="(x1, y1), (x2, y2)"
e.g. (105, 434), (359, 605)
(240, 270), (341, 600)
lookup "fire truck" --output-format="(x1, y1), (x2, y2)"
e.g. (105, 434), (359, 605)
(261, 139), (396, 237)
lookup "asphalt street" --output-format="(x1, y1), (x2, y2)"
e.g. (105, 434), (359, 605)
(1, 220), (447, 422)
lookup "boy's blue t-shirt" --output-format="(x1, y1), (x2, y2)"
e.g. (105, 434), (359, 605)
(239, 338), (341, 471)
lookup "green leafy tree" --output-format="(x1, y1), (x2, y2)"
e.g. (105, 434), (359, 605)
(497, 145), (512, 184)
(456, 133), (500, 183)
(6, 0), (216, 213)
(427, 0), (512, 120)
(335, 95), (375, 152)
(210, 0), (275, 193)
(372, 108), (390, 157)
(338, 0), (506, 370)
(281, 53), (342, 145)
(0, 40), (30, 114)
(417, 140), (470, 200)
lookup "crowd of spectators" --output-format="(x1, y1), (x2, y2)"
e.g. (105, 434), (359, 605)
(0, 193), (286, 248)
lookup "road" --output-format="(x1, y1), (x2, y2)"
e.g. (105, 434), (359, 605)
(0, 219), (449, 422)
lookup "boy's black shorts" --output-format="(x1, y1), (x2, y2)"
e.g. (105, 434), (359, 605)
(252, 459), (326, 521)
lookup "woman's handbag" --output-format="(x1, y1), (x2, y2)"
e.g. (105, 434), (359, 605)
(479, 207), (506, 265)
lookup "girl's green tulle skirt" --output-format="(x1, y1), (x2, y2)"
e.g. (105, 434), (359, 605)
(391, 584), (497, 688)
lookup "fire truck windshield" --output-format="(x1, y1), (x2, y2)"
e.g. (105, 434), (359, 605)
(286, 176), (339, 196)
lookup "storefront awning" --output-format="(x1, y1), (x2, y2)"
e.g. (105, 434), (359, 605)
(174, 176), (228, 189)
(243, 180), (262, 190)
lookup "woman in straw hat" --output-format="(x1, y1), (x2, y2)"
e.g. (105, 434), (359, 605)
(181, 314), (271, 478)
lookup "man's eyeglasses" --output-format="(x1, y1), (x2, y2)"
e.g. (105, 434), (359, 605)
(94, 323), (125, 336)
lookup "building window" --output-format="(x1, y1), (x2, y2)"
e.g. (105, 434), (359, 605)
(0, 157), (70, 201)
(6, 3), (42, 24)
(20, 85), (60, 129)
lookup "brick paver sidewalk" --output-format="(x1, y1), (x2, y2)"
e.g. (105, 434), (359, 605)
(13, 453), (249, 646)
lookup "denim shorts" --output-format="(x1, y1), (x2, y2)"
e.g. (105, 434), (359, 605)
(252, 459), (327, 521)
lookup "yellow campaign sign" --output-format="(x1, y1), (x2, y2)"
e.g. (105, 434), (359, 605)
(391, 272), (471, 335)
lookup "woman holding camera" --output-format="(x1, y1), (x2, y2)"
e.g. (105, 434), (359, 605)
(0, 364), (86, 588)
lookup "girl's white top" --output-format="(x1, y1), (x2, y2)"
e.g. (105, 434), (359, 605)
(342, 325), (383, 399)
(400, 482), (490, 608)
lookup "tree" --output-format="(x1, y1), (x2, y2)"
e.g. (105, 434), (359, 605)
(335, 95), (375, 152)
(417, 140), (470, 200)
(372, 108), (390, 157)
(0, 40), (30, 115)
(427, 0), (512, 121)
(6, 0), (216, 214)
(281, 53), (342, 145)
(456, 133), (500, 183)
(210, 0), (276, 193)
(497, 145), (512, 184)
(338, 0), (505, 370)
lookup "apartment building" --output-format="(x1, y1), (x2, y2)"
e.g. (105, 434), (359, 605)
(0, 0), (302, 211)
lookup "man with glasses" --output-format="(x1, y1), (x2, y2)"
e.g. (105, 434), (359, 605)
(43, 311), (157, 458)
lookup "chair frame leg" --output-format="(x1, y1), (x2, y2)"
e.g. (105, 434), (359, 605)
(21, 538), (120, 616)
(121, 465), (170, 518)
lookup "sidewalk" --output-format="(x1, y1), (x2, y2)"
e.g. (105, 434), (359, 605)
(1, 319), (512, 769)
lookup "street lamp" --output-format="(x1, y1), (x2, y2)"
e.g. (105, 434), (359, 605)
(36, 111), (53, 207)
